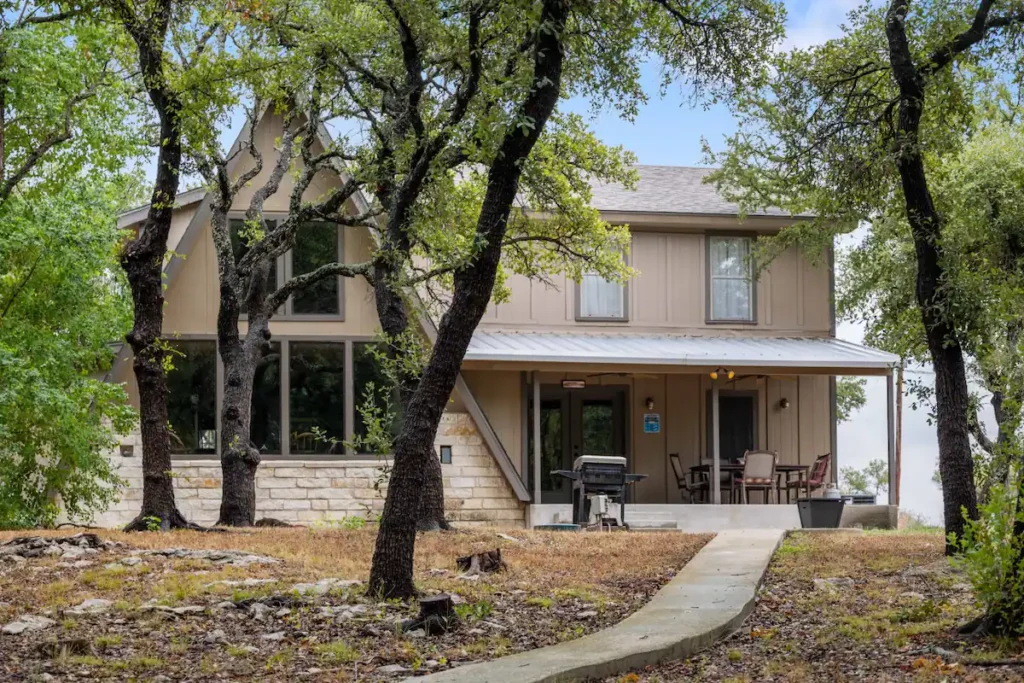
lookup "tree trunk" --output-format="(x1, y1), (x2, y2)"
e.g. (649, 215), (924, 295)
(368, 0), (569, 599)
(373, 267), (449, 531)
(416, 452), (448, 531)
(885, 3), (977, 552)
(217, 337), (261, 526)
(121, 113), (194, 532)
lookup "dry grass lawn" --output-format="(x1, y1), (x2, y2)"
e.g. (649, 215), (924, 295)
(605, 531), (1024, 683)
(0, 527), (709, 681)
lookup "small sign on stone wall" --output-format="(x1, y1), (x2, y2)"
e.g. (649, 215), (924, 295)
(643, 413), (660, 434)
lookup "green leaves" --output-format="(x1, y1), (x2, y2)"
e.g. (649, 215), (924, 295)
(0, 175), (139, 528)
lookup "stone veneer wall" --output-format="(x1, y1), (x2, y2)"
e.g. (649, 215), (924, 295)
(93, 412), (525, 528)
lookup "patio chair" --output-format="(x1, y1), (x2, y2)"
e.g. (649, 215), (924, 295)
(699, 457), (735, 504)
(670, 453), (709, 503)
(734, 450), (778, 504)
(784, 453), (830, 502)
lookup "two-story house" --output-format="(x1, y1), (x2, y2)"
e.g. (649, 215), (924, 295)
(97, 110), (899, 530)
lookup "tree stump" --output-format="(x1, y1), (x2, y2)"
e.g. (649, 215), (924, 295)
(399, 594), (458, 635)
(456, 549), (506, 575)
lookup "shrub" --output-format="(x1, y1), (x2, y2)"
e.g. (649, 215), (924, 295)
(953, 483), (1024, 635)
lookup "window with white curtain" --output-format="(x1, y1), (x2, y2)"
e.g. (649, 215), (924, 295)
(708, 236), (754, 321)
(578, 273), (626, 320)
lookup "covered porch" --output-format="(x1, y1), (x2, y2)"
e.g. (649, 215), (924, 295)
(460, 331), (901, 530)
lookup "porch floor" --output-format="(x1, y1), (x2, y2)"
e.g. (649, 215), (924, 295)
(527, 503), (897, 532)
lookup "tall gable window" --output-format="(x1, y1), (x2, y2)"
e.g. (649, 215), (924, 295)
(708, 235), (755, 322)
(227, 218), (343, 318)
(577, 274), (627, 321)
(290, 222), (341, 316)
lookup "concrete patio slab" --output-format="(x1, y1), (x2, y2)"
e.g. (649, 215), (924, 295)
(410, 528), (785, 683)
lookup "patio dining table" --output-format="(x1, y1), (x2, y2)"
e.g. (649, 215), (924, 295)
(689, 462), (811, 503)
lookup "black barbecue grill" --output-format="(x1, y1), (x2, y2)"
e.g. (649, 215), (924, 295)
(552, 456), (647, 529)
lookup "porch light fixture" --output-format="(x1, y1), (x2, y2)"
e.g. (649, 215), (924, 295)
(709, 367), (735, 381)
(645, 397), (655, 411)
(779, 398), (790, 410)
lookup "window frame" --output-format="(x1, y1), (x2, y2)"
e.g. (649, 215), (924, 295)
(705, 233), (757, 324)
(573, 250), (631, 323)
(228, 212), (346, 321)
(168, 335), (385, 462)
(164, 334), (222, 459)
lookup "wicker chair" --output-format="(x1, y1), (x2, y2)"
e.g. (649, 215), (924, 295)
(785, 453), (831, 502)
(733, 450), (778, 504)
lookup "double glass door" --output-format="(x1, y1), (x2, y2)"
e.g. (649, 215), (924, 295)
(528, 386), (627, 503)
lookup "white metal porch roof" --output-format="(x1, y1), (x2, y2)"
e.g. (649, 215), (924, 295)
(464, 331), (899, 372)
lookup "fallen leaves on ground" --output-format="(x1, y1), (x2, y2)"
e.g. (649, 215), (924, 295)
(603, 531), (1024, 682)
(0, 527), (709, 681)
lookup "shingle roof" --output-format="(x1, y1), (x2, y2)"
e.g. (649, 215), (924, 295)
(589, 165), (806, 217)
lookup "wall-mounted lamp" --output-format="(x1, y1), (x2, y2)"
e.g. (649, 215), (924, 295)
(119, 444), (134, 458)
(645, 397), (656, 411)
(709, 367), (735, 381)
(779, 398), (790, 410)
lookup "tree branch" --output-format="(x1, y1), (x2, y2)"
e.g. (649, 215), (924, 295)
(267, 260), (374, 310)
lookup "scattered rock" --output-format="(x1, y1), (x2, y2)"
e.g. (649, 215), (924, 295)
(261, 631), (287, 641)
(575, 610), (598, 619)
(67, 599), (113, 616)
(136, 548), (278, 567)
(289, 578), (361, 596)
(60, 546), (86, 560)
(1, 533), (119, 561)
(120, 557), (143, 567)
(215, 601), (237, 610)
(71, 560), (94, 569)
(2, 615), (57, 635)
(204, 629), (227, 645)
(496, 533), (521, 543)
(899, 591), (926, 601)
(423, 659), (439, 669)
(275, 608), (291, 618)
(151, 676), (172, 683)
(425, 568), (448, 576)
(466, 628), (484, 636)
(250, 603), (275, 621)
(812, 577), (855, 590)
(406, 629), (426, 638)
(1, 554), (26, 565)
(318, 604), (368, 620)
(377, 664), (411, 674)
(205, 578), (276, 589)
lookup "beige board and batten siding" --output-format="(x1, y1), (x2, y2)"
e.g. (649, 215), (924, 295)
(480, 231), (830, 334)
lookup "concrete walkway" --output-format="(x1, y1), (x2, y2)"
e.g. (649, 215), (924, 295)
(411, 528), (785, 683)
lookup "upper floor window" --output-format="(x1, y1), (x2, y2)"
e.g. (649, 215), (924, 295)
(578, 273), (627, 321)
(708, 235), (754, 322)
(228, 218), (343, 318)
(291, 222), (341, 315)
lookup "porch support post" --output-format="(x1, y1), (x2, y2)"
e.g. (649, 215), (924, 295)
(533, 372), (542, 503)
(711, 380), (721, 505)
(886, 372), (897, 506)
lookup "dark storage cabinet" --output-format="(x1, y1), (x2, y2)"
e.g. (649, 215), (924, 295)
(797, 498), (845, 528)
